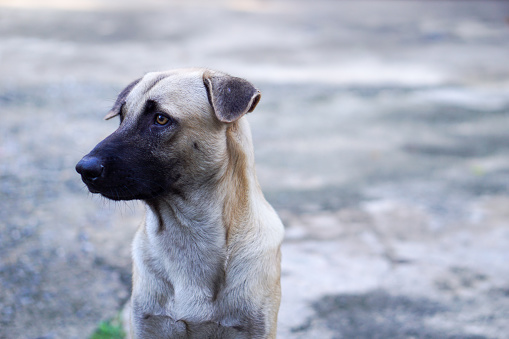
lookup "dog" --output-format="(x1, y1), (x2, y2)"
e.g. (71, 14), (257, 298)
(76, 68), (284, 338)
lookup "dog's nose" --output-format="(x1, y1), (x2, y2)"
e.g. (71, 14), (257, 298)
(76, 156), (104, 181)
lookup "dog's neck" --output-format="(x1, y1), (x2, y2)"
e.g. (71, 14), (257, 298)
(140, 118), (261, 310)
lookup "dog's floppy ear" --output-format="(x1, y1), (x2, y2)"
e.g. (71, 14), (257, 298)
(104, 77), (142, 120)
(203, 70), (261, 123)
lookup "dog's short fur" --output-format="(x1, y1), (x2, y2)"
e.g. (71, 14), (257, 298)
(76, 68), (284, 338)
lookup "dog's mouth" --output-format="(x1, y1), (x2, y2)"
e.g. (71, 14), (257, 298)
(88, 185), (158, 201)
(97, 187), (139, 201)
(80, 178), (163, 201)
(79, 174), (166, 201)
(84, 183), (102, 194)
(83, 181), (122, 200)
(102, 187), (165, 201)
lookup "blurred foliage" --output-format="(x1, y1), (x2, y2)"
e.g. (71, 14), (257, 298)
(90, 314), (125, 339)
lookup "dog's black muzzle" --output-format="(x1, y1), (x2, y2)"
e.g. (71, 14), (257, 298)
(76, 131), (169, 201)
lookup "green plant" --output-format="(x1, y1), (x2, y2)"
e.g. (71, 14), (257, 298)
(90, 314), (125, 339)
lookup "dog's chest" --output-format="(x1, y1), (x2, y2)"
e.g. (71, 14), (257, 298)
(141, 205), (227, 308)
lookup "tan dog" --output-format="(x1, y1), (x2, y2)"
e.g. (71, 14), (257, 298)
(76, 68), (284, 338)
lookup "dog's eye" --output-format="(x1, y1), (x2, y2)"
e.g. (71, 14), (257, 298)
(155, 114), (170, 126)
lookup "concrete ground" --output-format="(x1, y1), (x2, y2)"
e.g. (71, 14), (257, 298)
(1, 0), (509, 338)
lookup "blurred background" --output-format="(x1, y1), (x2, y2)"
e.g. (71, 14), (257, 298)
(1, 0), (509, 338)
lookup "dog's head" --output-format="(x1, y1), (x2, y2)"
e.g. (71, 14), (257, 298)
(76, 68), (261, 201)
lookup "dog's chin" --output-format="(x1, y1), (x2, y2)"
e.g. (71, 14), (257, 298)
(93, 187), (165, 201)
(99, 192), (137, 201)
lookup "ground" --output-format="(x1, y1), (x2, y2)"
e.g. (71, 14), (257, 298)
(1, 0), (509, 338)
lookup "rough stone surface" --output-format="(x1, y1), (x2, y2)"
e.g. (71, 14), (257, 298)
(1, 1), (508, 338)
